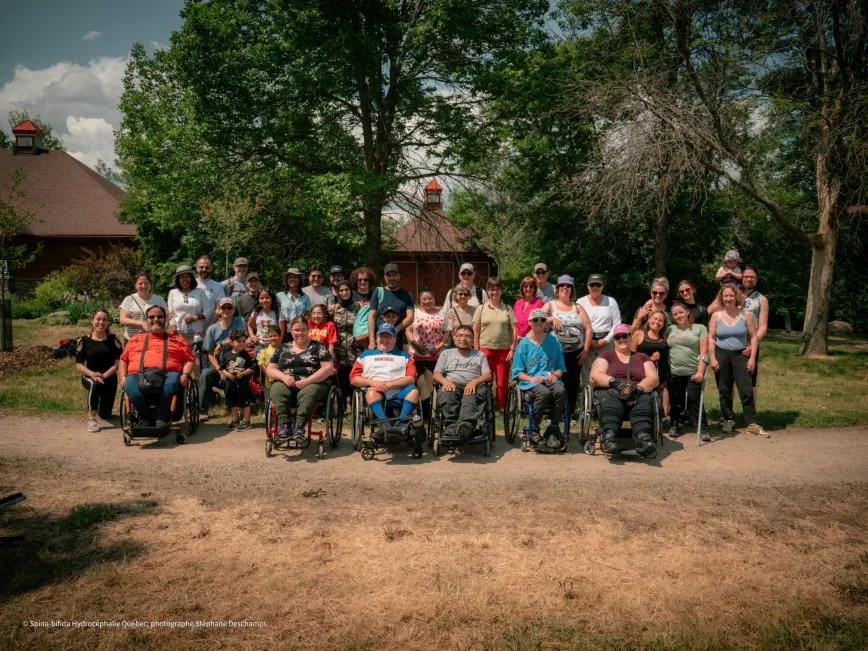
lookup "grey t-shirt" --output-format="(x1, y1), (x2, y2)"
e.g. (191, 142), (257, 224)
(434, 348), (490, 386)
(302, 285), (333, 308)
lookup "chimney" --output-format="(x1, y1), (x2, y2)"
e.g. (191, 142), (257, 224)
(423, 178), (443, 210)
(12, 120), (46, 155)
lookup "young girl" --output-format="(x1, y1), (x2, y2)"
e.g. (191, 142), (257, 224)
(631, 308), (671, 430)
(708, 250), (743, 314)
(219, 330), (254, 430)
(247, 288), (282, 347)
(75, 309), (123, 432)
(307, 304), (337, 360)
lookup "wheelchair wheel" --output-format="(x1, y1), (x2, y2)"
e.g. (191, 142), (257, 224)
(503, 383), (520, 444)
(326, 386), (343, 449)
(176, 432), (187, 445)
(483, 431), (491, 457)
(265, 438), (274, 457)
(484, 390), (496, 442)
(651, 390), (663, 459)
(577, 384), (593, 446)
(351, 390), (366, 450)
(120, 392), (133, 445)
(429, 390), (443, 453)
(183, 380), (200, 438)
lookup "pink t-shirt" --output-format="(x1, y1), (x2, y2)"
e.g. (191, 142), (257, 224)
(514, 297), (544, 338)
(410, 309), (446, 362)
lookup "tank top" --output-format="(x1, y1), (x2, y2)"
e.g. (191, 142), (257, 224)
(743, 291), (763, 322)
(551, 305), (585, 348)
(636, 333), (669, 380)
(715, 312), (748, 351)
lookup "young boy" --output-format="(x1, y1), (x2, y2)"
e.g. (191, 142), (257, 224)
(219, 330), (254, 430)
(381, 306), (409, 352)
(256, 325), (282, 406)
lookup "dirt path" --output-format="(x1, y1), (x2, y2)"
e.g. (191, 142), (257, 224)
(1, 414), (866, 649)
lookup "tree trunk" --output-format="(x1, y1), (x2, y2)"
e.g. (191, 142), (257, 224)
(800, 153), (839, 356)
(363, 203), (383, 270)
(653, 206), (668, 278)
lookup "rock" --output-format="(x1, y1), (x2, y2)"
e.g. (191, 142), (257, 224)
(828, 320), (853, 336)
(42, 311), (70, 325)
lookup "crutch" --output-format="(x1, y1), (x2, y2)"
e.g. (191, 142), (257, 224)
(695, 358), (709, 447)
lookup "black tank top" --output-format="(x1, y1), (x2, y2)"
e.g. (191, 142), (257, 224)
(637, 334), (670, 381)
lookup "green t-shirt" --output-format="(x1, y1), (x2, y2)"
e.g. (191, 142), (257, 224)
(667, 323), (708, 376)
(473, 302), (516, 350)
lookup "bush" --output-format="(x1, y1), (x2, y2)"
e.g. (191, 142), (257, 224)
(67, 301), (115, 325)
(10, 298), (44, 319)
(30, 270), (78, 313)
(64, 245), (143, 303)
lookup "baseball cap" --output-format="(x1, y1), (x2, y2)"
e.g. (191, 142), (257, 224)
(381, 305), (399, 315)
(383, 263), (400, 274)
(556, 274), (574, 286)
(534, 262), (548, 272)
(529, 309), (548, 321)
(613, 323), (631, 336)
(376, 323), (397, 337)
(233, 257), (249, 266)
(329, 265), (344, 275)
(216, 297), (234, 308)
(587, 273), (605, 285)
(459, 262), (475, 273)
(246, 271), (261, 281)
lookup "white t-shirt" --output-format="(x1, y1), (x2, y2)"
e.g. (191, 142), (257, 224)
(196, 278), (226, 323)
(302, 285), (333, 308)
(252, 309), (278, 340)
(577, 295), (622, 343)
(118, 293), (168, 340)
(167, 287), (212, 337)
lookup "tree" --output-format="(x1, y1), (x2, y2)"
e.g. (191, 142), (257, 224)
(7, 111), (64, 150)
(0, 170), (41, 289)
(201, 193), (260, 278)
(94, 160), (128, 190)
(162, 0), (549, 268)
(564, 0), (868, 355)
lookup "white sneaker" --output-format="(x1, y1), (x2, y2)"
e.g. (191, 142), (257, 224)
(721, 419), (735, 434)
(87, 419), (100, 433)
(746, 423), (770, 437)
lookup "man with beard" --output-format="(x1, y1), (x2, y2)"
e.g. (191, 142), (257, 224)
(195, 255), (226, 324)
(741, 267), (769, 393)
(366, 262), (414, 349)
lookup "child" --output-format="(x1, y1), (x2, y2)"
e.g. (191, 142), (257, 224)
(307, 304), (338, 360)
(380, 305), (409, 352)
(257, 325), (282, 406)
(247, 288), (282, 349)
(219, 330), (254, 430)
(709, 249), (743, 314)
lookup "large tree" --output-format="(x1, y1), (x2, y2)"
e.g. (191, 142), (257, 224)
(565, 0), (868, 355)
(160, 0), (549, 268)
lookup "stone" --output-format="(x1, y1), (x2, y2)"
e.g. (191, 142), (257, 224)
(828, 320), (853, 336)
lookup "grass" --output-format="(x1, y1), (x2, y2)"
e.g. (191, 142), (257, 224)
(1, 320), (867, 428)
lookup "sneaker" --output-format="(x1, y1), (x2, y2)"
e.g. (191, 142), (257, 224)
(226, 419), (240, 430)
(721, 419), (735, 434)
(87, 419), (100, 433)
(661, 416), (672, 432)
(236, 421), (251, 431)
(276, 424), (291, 439)
(372, 426), (386, 444)
(292, 426), (307, 440)
(700, 430), (712, 442)
(746, 423), (770, 437)
(668, 423), (680, 439)
(456, 421), (473, 440)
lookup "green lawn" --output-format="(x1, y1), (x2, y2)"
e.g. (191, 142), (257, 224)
(2, 320), (867, 428)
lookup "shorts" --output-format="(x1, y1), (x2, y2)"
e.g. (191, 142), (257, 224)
(384, 384), (417, 401)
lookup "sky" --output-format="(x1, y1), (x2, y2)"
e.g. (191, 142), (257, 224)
(0, 0), (185, 170)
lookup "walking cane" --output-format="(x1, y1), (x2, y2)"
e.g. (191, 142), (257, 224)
(695, 361), (709, 447)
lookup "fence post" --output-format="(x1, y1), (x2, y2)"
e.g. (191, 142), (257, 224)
(0, 297), (11, 352)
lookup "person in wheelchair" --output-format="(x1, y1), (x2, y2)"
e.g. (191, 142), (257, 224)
(511, 309), (567, 450)
(266, 317), (335, 441)
(589, 323), (660, 457)
(432, 325), (491, 441)
(350, 323), (419, 443)
(118, 305), (195, 431)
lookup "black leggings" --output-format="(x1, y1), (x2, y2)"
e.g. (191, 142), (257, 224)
(562, 349), (582, 416)
(81, 375), (118, 419)
(594, 388), (654, 437)
(714, 347), (756, 425)
(669, 374), (702, 427)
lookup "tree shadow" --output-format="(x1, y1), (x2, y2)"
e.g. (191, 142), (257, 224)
(757, 410), (800, 431)
(0, 498), (157, 603)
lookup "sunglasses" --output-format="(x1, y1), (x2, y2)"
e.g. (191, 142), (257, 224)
(614, 334), (630, 341)
(530, 317), (547, 323)
(588, 283), (603, 288)
(651, 291), (666, 297)
(534, 270), (547, 275)
(219, 305), (234, 310)
(357, 278), (370, 282)
(146, 315), (165, 321)
(460, 271), (474, 276)
(557, 284), (572, 289)
(310, 274), (323, 279)
(679, 288), (692, 294)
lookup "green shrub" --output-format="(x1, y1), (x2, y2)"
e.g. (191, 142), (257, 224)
(67, 301), (115, 325)
(31, 270), (77, 312)
(10, 298), (44, 319)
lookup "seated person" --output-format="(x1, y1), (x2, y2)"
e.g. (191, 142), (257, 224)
(266, 317), (335, 440)
(511, 309), (567, 448)
(589, 323), (660, 457)
(219, 330), (255, 431)
(118, 305), (195, 430)
(432, 325), (492, 439)
(199, 297), (247, 420)
(350, 323), (419, 441)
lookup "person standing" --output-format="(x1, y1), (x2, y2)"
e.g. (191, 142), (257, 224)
(672, 279), (708, 326)
(366, 263), (414, 349)
(533, 263), (555, 301)
(328, 265), (345, 305)
(741, 267), (768, 394)
(302, 267), (332, 309)
(195, 256), (226, 323)
(277, 267), (311, 330)
(473, 277), (517, 411)
(442, 262), (487, 312)
(118, 272), (167, 341)
(167, 265), (211, 347)
(668, 302), (709, 440)
(407, 288), (446, 420)
(576, 274), (622, 386)
(221, 257), (250, 299)
(514, 276), (545, 338)
(234, 271), (263, 319)
(546, 275), (592, 418)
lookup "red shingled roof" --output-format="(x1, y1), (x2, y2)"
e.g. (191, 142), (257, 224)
(11, 120), (43, 135)
(424, 178), (443, 192)
(0, 150), (135, 238)
(389, 210), (470, 253)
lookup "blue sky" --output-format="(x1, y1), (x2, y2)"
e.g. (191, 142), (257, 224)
(0, 0), (184, 169)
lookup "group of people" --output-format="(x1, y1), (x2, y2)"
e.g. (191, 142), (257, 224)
(73, 250), (770, 454)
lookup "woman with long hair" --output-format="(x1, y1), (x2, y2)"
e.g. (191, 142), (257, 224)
(118, 271), (167, 341)
(75, 308), (123, 432)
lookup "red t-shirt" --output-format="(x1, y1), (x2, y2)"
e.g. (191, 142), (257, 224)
(120, 332), (195, 374)
(598, 348), (650, 383)
(308, 320), (337, 346)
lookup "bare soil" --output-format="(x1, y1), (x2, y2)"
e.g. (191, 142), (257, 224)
(1, 413), (866, 649)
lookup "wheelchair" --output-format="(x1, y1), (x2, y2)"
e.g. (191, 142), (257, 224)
(577, 383), (663, 459)
(502, 381), (570, 453)
(120, 379), (200, 446)
(428, 383), (496, 457)
(350, 388), (425, 460)
(264, 382), (343, 459)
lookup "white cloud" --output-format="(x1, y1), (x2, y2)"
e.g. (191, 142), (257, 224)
(82, 31), (103, 42)
(0, 57), (127, 170)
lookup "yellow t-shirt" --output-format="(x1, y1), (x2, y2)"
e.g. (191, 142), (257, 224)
(473, 303), (516, 350)
(257, 344), (278, 386)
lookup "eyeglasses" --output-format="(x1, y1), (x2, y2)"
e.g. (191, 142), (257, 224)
(310, 274), (322, 279)
(651, 291), (666, 297)
(146, 315), (165, 321)
(534, 270), (547, 275)
(357, 277), (370, 283)
(588, 283), (603, 288)
(459, 270), (473, 276)
(530, 317), (547, 323)
(613, 334), (630, 341)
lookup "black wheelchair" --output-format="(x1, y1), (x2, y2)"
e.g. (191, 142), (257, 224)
(502, 381), (571, 453)
(264, 382), (343, 459)
(428, 383), (496, 457)
(576, 384), (663, 459)
(120, 380), (200, 446)
(350, 388), (425, 460)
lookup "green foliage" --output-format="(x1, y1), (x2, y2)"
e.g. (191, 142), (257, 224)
(63, 245), (143, 304)
(31, 271), (77, 312)
(0, 168), (40, 277)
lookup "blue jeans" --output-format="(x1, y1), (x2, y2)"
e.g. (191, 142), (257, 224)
(125, 372), (182, 424)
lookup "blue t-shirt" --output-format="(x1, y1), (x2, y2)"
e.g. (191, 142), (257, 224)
(511, 333), (566, 391)
(204, 316), (247, 352)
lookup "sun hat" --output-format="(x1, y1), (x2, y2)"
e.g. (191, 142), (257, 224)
(173, 264), (195, 279)
(724, 249), (741, 262)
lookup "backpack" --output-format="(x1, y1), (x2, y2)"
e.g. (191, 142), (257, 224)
(53, 338), (78, 359)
